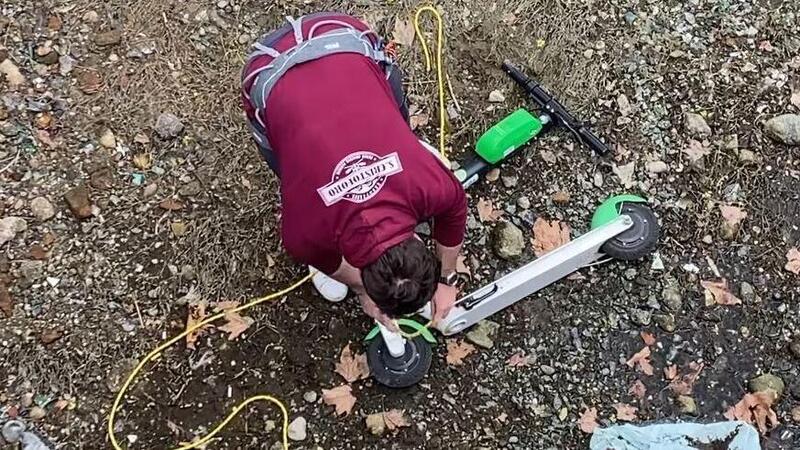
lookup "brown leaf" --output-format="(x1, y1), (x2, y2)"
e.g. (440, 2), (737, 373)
(335, 343), (370, 383)
(0, 59), (26, 87)
(724, 390), (779, 434)
(446, 339), (476, 366)
(0, 281), (13, 318)
(719, 204), (747, 227)
(629, 380), (647, 400)
(133, 153), (152, 170)
(664, 365), (678, 381)
(322, 385), (356, 416)
(506, 351), (530, 367)
(626, 346), (654, 376)
(159, 198), (185, 211)
(185, 300), (210, 350)
(36, 130), (59, 148)
(40, 328), (64, 345)
(614, 403), (638, 422)
(213, 301), (240, 312)
(76, 67), (102, 94)
(409, 114), (429, 130)
(669, 363), (704, 396)
(701, 279), (742, 306)
(456, 254), (471, 278)
(578, 407), (599, 434)
(29, 244), (49, 260)
(640, 331), (656, 346)
(383, 409), (410, 431)
(785, 248), (800, 275)
(532, 218), (571, 257)
(683, 139), (710, 163)
(217, 310), (254, 341)
(476, 198), (502, 222)
(392, 18), (415, 46)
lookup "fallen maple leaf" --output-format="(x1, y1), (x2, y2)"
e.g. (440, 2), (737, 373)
(578, 407), (599, 433)
(217, 310), (254, 341)
(506, 351), (530, 367)
(664, 365), (678, 381)
(629, 380), (647, 399)
(531, 218), (571, 257)
(785, 248), (800, 275)
(476, 198), (503, 222)
(409, 114), (429, 130)
(186, 300), (210, 349)
(392, 17), (415, 46)
(614, 403), (638, 422)
(724, 390), (779, 434)
(159, 198), (185, 211)
(322, 385), (356, 416)
(626, 346), (654, 376)
(213, 300), (240, 312)
(683, 139), (710, 164)
(335, 343), (370, 383)
(445, 340), (476, 366)
(669, 362), (704, 396)
(383, 409), (410, 431)
(701, 279), (742, 306)
(640, 331), (656, 346)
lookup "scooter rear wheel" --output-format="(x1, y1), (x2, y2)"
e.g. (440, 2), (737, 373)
(601, 203), (659, 260)
(367, 334), (432, 388)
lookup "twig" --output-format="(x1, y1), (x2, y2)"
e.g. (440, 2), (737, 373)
(445, 71), (461, 111)
(133, 297), (145, 328)
(0, 149), (21, 174)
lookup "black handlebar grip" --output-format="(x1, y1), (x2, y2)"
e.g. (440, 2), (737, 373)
(577, 127), (610, 155)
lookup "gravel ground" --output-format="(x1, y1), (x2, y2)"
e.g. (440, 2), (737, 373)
(1, 0), (799, 449)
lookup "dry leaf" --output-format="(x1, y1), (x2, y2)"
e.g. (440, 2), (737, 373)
(76, 68), (102, 94)
(392, 18), (415, 46)
(485, 168), (500, 182)
(217, 310), (254, 341)
(724, 390), (779, 434)
(334, 343), (370, 383)
(0, 59), (26, 87)
(134, 132), (150, 144)
(409, 114), (429, 130)
(446, 339), (476, 366)
(719, 204), (747, 227)
(640, 331), (656, 346)
(578, 407), (599, 434)
(40, 328), (64, 344)
(0, 282), (13, 318)
(701, 279), (741, 306)
(159, 198), (185, 211)
(456, 254), (471, 278)
(365, 413), (386, 435)
(669, 362), (704, 396)
(53, 399), (69, 412)
(185, 301), (210, 349)
(213, 301), (239, 312)
(170, 221), (188, 237)
(614, 403), (638, 422)
(322, 385), (356, 416)
(476, 198), (502, 222)
(532, 218), (571, 257)
(629, 380), (647, 399)
(626, 346), (654, 376)
(506, 351), (530, 367)
(133, 153), (152, 170)
(683, 139), (710, 163)
(785, 248), (800, 275)
(383, 409), (410, 431)
(664, 365), (678, 381)
(36, 130), (59, 148)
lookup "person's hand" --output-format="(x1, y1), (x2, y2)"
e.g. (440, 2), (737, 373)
(431, 283), (458, 323)
(358, 291), (398, 332)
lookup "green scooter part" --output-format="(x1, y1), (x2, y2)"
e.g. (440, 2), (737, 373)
(591, 194), (649, 229)
(476, 109), (543, 164)
(364, 318), (437, 345)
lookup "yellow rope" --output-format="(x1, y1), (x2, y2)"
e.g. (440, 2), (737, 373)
(413, 6), (448, 162)
(107, 274), (312, 450)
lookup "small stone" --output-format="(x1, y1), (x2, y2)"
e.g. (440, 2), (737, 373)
(646, 161), (669, 174)
(654, 313), (676, 332)
(623, 11), (638, 24)
(516, 196), (530, 210)
(593, 172), (604, 187)
(764, 114), (800, 146)
(501, 175), (517, 188)
(0, 217), (28, 245)
(269, 442), (282, 450)
(466, 320), (500, 349)
(143, 183), (158, 198)
(303, 391), (317, 403)
(630, 308), (652, 326)
(739, 282), (756, 303)
(749, 374), (785, 399)
(540, 365), (556, 376)
(488, 90), (505, 103)
(155, 113), (185, 139)
(684, 112), (712, 137)
(552, 191), (571, 204)
(288, 416), (307, 441)
(662, 285), (682, 311)
(265, 420), (276, 433)
(90, 168), (115, 190)
(99, 129), (116, 148)
(95, 29), (123, 46)
(64, 184), (93, 219)
(365, 413), (386, 436)
(34, 46), (59, 65)
(651, 253), (665, 271)
(83, 10), (99, 22)
(702, 234), (713, 244)
(617, 94), (632, 116)
(738, 149), (757, 164)
(492, 222), (525, 260)
(677, 395), (698, 415)
(28, 406), (47, 420)
(238, 33), (251, 45)
(789, 336), (800, 359)
(59, 55), (75, 75)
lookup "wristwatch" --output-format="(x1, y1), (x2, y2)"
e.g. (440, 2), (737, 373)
(440, 271), (458, 286)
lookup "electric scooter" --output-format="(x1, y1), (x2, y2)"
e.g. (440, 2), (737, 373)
(365, 61), (660, 388)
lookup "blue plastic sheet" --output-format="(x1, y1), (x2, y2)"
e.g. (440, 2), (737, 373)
(589, 421), (760, 450)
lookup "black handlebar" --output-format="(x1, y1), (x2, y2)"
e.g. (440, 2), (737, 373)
(501, 60), (610, 155)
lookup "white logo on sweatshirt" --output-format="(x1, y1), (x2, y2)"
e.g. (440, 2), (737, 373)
(317, 151), (403, 206)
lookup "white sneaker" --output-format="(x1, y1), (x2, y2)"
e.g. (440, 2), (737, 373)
(310, 267), (348, 302)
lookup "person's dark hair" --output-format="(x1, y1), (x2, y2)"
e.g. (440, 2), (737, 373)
(361, 237), (440, 318)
